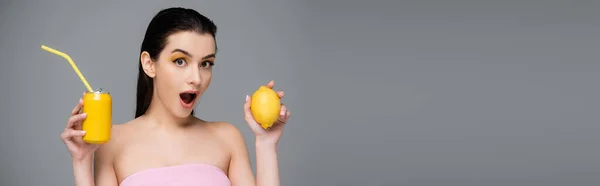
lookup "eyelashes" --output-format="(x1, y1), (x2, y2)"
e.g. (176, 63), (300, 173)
(173, 58), (187, 66)
(200, 60), (215, 68)
(172, 57), (215, 68)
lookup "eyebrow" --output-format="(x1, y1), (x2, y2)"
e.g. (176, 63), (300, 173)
(172, 49), (216, 60)
(202, 54), (216, 60)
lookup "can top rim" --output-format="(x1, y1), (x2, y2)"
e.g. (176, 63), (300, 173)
(86, 88), (110, 94)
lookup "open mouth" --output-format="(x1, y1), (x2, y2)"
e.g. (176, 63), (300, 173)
(179, 91), (198, 107)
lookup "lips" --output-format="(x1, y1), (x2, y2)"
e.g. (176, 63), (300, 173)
(179, 90), (199, 109)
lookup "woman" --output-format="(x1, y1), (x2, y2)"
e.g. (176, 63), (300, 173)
(60, 7), (291, 186)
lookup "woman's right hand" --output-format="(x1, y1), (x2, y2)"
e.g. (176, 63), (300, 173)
(61, 92), (100, 162)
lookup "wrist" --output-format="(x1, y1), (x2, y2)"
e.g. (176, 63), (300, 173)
(255, 141), (278, 160)
(72, 155), (93, 166)
(255, 138), (278, 149)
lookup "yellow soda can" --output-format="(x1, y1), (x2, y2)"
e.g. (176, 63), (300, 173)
(82, 88), (112, 144)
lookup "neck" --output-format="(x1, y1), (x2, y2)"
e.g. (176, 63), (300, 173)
(142, 95), (193, 130)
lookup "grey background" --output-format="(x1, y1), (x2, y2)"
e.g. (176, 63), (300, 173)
(1, 0), (599, 185)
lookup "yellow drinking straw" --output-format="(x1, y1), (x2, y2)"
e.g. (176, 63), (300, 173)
(41, 45), (94, 92)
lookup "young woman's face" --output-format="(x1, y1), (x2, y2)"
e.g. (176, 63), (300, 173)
(147, 31), (216, 118)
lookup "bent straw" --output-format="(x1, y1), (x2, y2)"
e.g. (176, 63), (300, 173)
(41, 45), (94, 92)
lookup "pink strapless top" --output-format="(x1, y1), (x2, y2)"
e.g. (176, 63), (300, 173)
(119, 164), (231, 186)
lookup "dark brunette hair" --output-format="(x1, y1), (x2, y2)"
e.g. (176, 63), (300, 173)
(135, 7), (217, 118)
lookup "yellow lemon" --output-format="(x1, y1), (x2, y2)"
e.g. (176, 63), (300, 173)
(250, 86), (281, 129)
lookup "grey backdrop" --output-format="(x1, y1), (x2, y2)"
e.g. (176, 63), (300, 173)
(1, 0), (600, 185)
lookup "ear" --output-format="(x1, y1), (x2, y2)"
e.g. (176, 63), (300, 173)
(140, 51), (156, 78)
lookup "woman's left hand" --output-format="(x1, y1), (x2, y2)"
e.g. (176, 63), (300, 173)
(243, 80), (291, 146)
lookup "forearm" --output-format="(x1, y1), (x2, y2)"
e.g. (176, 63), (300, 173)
(255, 140), (280, 186)
(72, 156), (95, 186)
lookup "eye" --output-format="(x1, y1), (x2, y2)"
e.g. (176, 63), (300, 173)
(173, 58), (187, 66)
(200, 61), (214, 68)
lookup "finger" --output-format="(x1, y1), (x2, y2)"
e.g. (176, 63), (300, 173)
(66, 113), (87, 129)
(277, 91), (284, 99)
(61, 129), (86, 141)
(279, 104), (287, 118)
(266, 80), (275, 89)
(276, 111), (291, 126)
(243, 95), (254, 122)
(275, 105), (288, 124)
(71, 98), (84, 115)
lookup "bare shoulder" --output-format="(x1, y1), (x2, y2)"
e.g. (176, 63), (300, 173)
(200, 121), (255, 183)
(95, 119), (143, 159)
(93, 122), (133, 185)
(203, 121), (247, 148)
(93, 121), (137, 172)
(95, 123), (128, 158)
(205, 121), (245, 139)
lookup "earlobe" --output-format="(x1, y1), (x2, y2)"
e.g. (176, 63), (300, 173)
(140, 51), (156, 78)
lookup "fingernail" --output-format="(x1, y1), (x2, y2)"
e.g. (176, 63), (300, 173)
(81, 113), (87, 117)
(80, 131), (86, 134)
(245, 95), (249, 101)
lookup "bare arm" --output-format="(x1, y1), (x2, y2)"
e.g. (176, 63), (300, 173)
(232, 80), (290, 186)
(92, 144), (119, 186)
(62, 94), (117, 186)
(72, 156), (95, 186)
(254, 140), (280, 186)
(222, 123), (281, 186)
(226, 124), (257, 186)
(69, 145), (118, 186)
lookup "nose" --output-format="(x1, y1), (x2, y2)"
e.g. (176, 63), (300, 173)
(187, 67), (202, 86)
